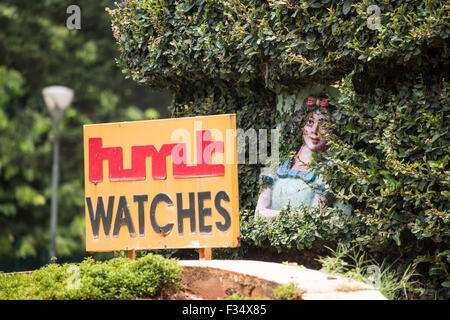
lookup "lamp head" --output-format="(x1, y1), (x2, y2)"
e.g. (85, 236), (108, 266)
(42, 85), (74, 112)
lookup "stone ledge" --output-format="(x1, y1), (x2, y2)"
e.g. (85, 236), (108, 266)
(179, 260), (387, 300)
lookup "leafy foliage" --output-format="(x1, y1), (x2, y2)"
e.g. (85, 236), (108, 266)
(240, 205), (363, 252)
(110, 0), (449, 298)
(0, 254), (182, 300)
(321, 73), (449, 253)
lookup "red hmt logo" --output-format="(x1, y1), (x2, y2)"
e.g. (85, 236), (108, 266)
(89, 130), (224, 182)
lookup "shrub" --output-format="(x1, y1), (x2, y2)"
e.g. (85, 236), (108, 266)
(273, 282), (305, 300)
(0, 254), (182, 300)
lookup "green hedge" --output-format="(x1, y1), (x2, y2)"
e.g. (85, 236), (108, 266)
(108, 0), (449, 298)
(108, 0), (448, 88)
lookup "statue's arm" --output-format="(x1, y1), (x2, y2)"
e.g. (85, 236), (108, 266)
(255, 187), (280, 219)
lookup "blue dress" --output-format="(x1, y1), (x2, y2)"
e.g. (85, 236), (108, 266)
(261, 159), (351, 214)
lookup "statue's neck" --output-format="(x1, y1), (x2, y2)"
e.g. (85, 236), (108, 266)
(292, 146), (316, 171)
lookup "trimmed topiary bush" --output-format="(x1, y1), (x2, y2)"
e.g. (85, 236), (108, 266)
(108, 0), (449, 299)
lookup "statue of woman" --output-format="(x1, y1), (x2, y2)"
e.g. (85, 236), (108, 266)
(255, 94), (351, 219)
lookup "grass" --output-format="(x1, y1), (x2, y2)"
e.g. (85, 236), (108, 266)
(317, 243), (420, 300)
(333, 282), (369, 292)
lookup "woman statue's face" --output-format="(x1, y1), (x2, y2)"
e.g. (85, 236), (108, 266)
(302, 110), (330, 153)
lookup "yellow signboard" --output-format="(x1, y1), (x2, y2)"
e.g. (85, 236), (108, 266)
(83, 114), (239, 252)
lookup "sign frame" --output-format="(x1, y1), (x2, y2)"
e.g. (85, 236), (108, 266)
(83, 114), (240, 252)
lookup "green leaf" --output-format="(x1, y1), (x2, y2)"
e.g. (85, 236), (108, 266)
(343, 0), (352, 15)
(393, 233), (401, 246)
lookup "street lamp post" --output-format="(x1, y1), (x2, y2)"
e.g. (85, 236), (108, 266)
(42, 86), (74, 262)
